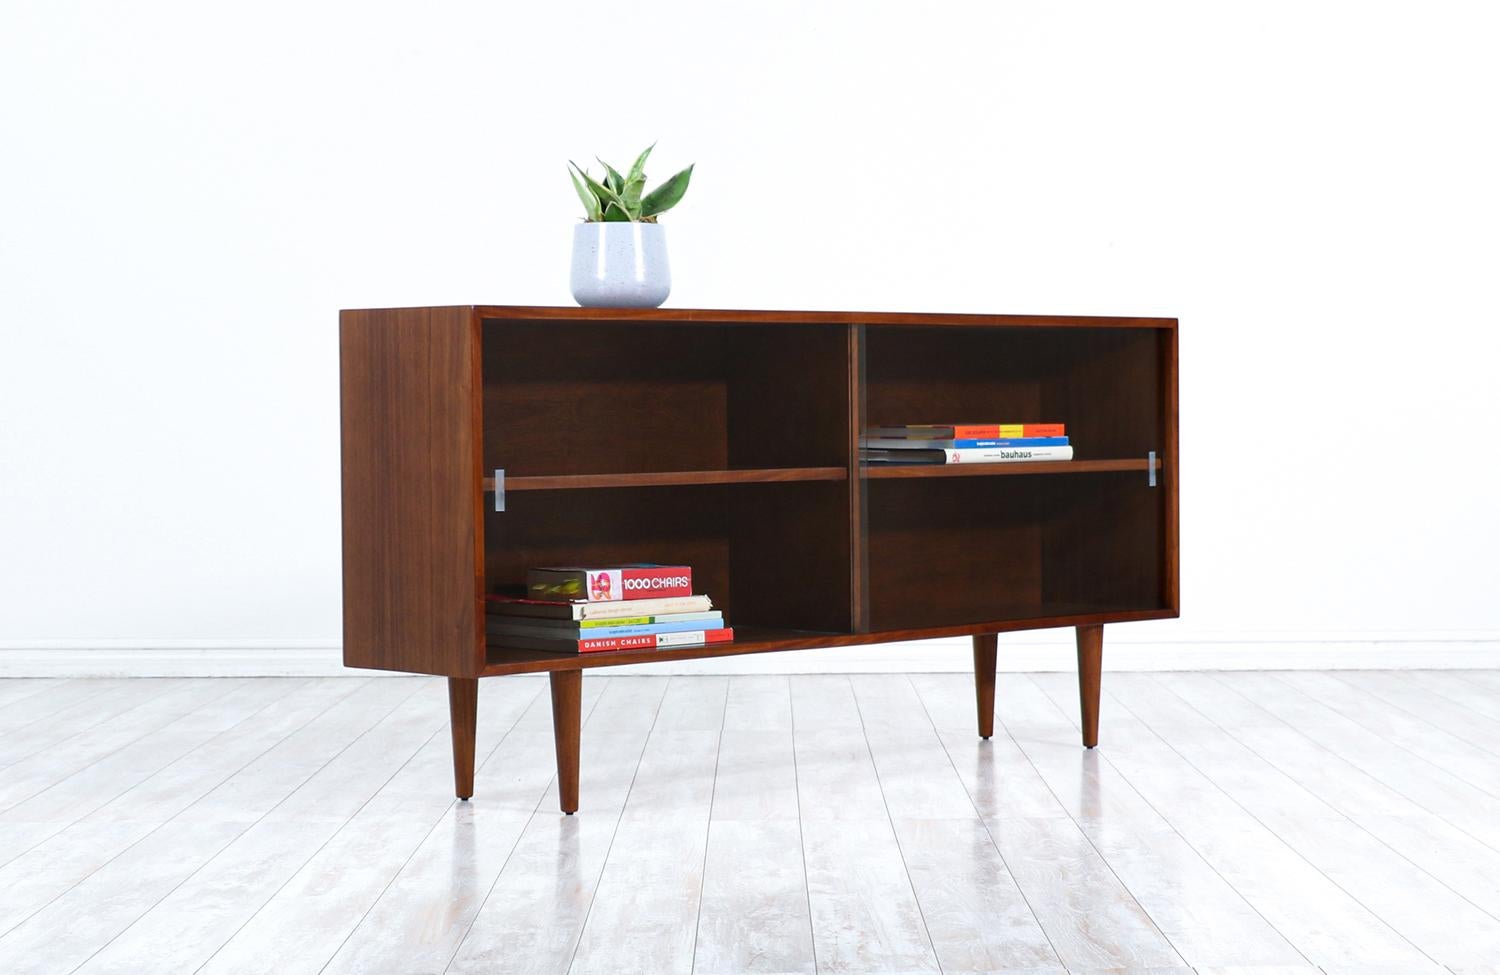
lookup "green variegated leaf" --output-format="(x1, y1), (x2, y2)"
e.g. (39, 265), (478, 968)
(621, 174), (644, 216)
(602, 202), (631, 221)
(640, 164), (693, 217)
(568, 167), (602, 221)
(572, 161), (628, 215)
(598, 158), (627, 195)
(626, 144), (653, 186)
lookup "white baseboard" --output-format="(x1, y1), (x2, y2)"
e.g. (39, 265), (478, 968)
(2, 633), (1498, 677)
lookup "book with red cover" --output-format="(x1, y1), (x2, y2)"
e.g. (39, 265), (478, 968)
(526, 564), (693, 602)
(490, 627), (735, 654)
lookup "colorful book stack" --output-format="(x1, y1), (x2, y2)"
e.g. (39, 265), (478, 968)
(861, 423), (1073, 465)
(486, 563), (733, 653)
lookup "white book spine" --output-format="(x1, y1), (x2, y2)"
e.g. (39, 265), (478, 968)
(653, 629), (711, 647)
(575, 596), (713, 620)
(944, 445), (1074, 464)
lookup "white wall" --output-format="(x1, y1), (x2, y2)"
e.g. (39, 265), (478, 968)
(3, 1), (1497, 675)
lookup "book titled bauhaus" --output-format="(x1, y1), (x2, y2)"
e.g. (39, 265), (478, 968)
(526, 564), (693, 602)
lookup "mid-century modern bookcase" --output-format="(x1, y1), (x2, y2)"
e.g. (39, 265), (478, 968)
(340, 306), (1178, 812)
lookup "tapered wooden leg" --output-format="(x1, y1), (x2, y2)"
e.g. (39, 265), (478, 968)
(972, 633), (998, 739)
(1076, 624), (1103, 748)
(448, 677), (478, 800)
(550, 670), (582, 814)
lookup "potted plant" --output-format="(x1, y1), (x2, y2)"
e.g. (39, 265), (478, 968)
(568, 145), (693, 308)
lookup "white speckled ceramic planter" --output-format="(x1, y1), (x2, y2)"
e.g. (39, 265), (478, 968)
(570, 221), (671, 308)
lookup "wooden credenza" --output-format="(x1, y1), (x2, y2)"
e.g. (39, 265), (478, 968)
(339, 306), (1179, 812)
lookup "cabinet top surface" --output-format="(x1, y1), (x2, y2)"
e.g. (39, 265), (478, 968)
(343, 305), (1177, 329)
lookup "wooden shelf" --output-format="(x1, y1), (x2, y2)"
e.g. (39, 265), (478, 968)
(484, 467), (848, 492)
(862, 457), (1160, 480)
(485, 461), (1158, 492)
(481, 607), (1178, 676)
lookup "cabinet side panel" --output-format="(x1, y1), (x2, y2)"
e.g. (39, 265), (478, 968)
(340, 307), (483, 676)
(1163, 323), (1180, 613)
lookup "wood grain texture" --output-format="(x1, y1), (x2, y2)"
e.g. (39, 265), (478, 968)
(1277, 671), (1500, 798)
(1077, 624), (1104, 748)
(0, 679), (293, 831)
(482, 610), (1176, 676)
(1162, 321), (1181, 611)
(1159, 674), (1500, 922)
(850, 676), (1064, 972)
(800, 818), (941, 973)
(449, 677), (478, 800)
(972, 634), (997, 739)
(863, 457), (1158, 479)
(0, 679), (241, 813)
(489, 467), (846, 491)
(2, 680), (431, 975)
(0, 679), (183, 774)
(344, 305), (1179, 686)
(340, 306), (484, 678)
(195, 683), (545, 975)
(694, 820), (815, 974)
(9, 674), (1500, 974)
(1108, 674), (1500, 970)
(1009, 674), (1309, 970)
(321, 680), (600, 975)
(549, 670), (581, 814)
(1055, 675), (1440, 970)
(0, 680), (354, 937)
(696, 679), (814, 975)
(469, 305), (1176, 329)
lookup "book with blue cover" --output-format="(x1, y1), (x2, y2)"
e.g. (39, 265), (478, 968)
(487, 612), (725, 641)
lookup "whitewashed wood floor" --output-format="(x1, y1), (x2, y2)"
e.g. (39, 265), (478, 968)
(2, 672), (1499, 974)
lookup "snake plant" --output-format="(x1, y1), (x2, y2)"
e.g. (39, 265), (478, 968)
(569, 145), (693, 223)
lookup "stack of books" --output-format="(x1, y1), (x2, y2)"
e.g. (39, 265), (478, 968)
(486, 563), (733, 653)
(861, 423), (1073, 465)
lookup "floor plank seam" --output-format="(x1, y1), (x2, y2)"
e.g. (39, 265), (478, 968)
(905, 674), (1069, 975)
(687, 677), (731, 975)
(1325, 670), (1500, 759)
(1259, 672), (1500, 842)
(315, 678), (549, 974)
(0, 678), (202, 799)
(848, 675), (946, 974)
(553, 680), (670, 975)
(1104, 677), (1448, 971)
(1017, 673), (1318, 972)
(194, 710), (453, 972)
(6, 674), (1500, 975)
(0, 678), (374, 942)
(1267, 672), (1500, 803)
(434, 679), (618, 975)
(786, 677), (822, 975)
(62, 677), (433, 973)
(993, 678), (1192, 972)
(0, 680), (131, 767)
(1181, 673), (1500, 923)
(0, 677), (316, 874)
